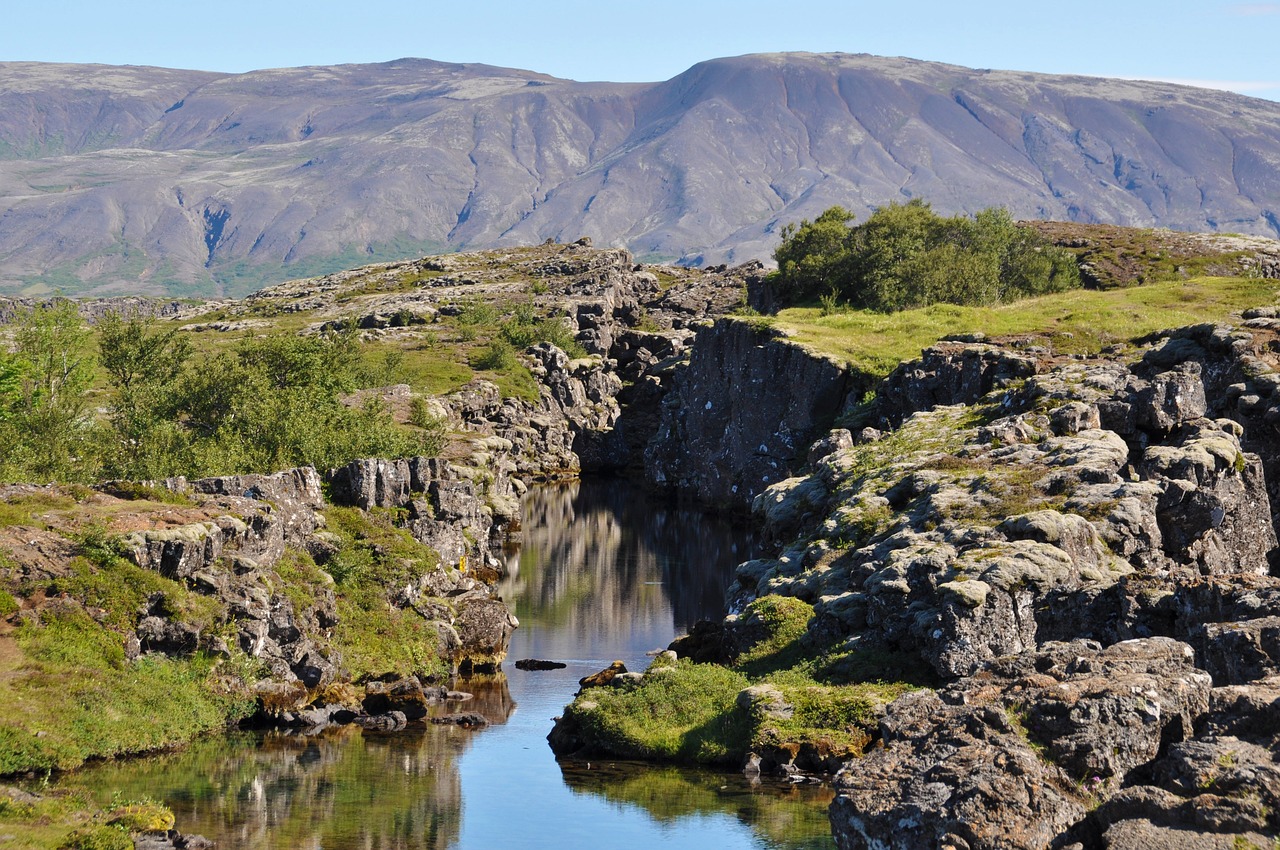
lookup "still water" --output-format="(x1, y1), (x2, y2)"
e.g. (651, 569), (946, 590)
(71, 479), (837, 850)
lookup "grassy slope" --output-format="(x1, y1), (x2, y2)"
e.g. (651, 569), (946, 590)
(769, 276), (1278, 379)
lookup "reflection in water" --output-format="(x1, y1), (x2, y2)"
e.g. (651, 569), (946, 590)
(500, 478), (755, 657)
(561, 762), (837, 850)
(77, 725), (472, 849)
(68, 479), (838, 850)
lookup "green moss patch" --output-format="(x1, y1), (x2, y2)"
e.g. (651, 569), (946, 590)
(564, 661), (751, 764)
(0, 607), (251, 775)
(561, 596), (922, 769)
(321, 508), (450, 682)
(333, 590), (446, 683)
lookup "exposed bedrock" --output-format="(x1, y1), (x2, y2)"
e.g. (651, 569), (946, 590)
(645, 319), (854, 513)
(669, 318), (1280, 849)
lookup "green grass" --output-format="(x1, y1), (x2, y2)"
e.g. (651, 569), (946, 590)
(0, 493), (85, 528)
(333, 590), (447, 683)
(49, 551), (223, 633)
(773, 276), (1279, 380)
(0, 607), (251, 775)
(0, 785), (175, 849)
(320, 508), (451, 682)
(561, 595), (922, 767)
(565, 660), (752, 764)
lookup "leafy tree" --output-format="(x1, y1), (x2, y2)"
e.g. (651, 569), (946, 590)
(173, 330), (429, 476)
(0, 302), (99, 481)
(773, 206), (857, 303)
(772, 200), (1080, 312)
(98, 312), (194, 479)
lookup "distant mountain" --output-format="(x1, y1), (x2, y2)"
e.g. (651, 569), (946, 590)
(1, 53), (1278, 297)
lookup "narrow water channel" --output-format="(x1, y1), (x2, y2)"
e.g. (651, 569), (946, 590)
(68, 479), (837, 849)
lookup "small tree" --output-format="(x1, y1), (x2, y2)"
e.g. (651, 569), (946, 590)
(773, 206), (856, 303)
(3, 301), (98, 481)
(98, 312), (194, 479)
(772, 200), (1080, 312)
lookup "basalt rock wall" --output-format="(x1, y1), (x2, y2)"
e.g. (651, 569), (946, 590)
(644, 319), (856, 514)
(721, 322), (1280, 849)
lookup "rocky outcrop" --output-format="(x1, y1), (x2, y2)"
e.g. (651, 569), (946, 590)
(123, 471), (340, 688)
(646, 318), (854, 513)
(657, 320), (1280, 848)
(869, 341), (1039, 429)
(834, 638), (1212, 850)
(327, 455), (505, 572)
(113, 459), (522, 690)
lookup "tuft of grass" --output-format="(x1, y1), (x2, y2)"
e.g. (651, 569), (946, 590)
(0, 492), (82, 528)
(322, 507), (440, 591)
(566, 660), (752, 764)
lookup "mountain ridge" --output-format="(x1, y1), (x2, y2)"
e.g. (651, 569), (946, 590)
(1, 52), (1278, 297)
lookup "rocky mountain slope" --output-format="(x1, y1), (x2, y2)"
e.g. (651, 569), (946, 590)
(1, 53), (1279, 296)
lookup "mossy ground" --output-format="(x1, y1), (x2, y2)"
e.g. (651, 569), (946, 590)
(0, 607), (250, 776)
(0, 786), (176, 850)
(561, 596), (919, 768)
(320, 507), (450, 682)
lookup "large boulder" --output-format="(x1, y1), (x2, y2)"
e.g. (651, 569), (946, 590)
(831, 690), (1085, 850)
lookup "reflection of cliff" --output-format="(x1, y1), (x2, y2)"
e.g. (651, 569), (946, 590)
(459, 672), (518, 722)
(500, 480), (756, 642)
(560, 760), (836, 849)
(71, 722), (490, 850)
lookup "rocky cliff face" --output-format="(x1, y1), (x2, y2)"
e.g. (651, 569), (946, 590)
(2, 54), (1279, 296)
(672, 316), (1280, 848)
(645, 319), (854, 513)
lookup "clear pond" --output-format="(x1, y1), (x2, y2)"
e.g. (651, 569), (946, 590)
(68, 479), (837, 850)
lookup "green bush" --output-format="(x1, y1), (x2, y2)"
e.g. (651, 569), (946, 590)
(773, 200), (1080, 311)
(471, 338), (519, 372)
(57, 826), (133, 850)
(498, 303), (585, 357)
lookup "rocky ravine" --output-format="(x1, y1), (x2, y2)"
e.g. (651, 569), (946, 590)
(647, 316), (1280, 848)
(0, 243), (755, 741)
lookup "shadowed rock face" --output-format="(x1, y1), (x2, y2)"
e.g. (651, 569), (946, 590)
(1, 53), (1279, 296)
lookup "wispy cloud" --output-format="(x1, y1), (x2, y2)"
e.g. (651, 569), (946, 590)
(1231, 3), (1280, 14)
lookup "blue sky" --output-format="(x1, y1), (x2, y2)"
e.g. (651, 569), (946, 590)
(4, 1), (1279, 101)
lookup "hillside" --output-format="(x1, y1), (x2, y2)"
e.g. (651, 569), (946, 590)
(1, 53), (1279, 297)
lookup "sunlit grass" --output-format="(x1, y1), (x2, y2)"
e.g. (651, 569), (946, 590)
(770, 276), (1279, 379)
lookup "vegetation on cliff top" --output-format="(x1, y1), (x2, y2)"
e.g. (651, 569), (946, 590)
(772, 200), (1080, 311)
(764, 275), (1277, 380)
